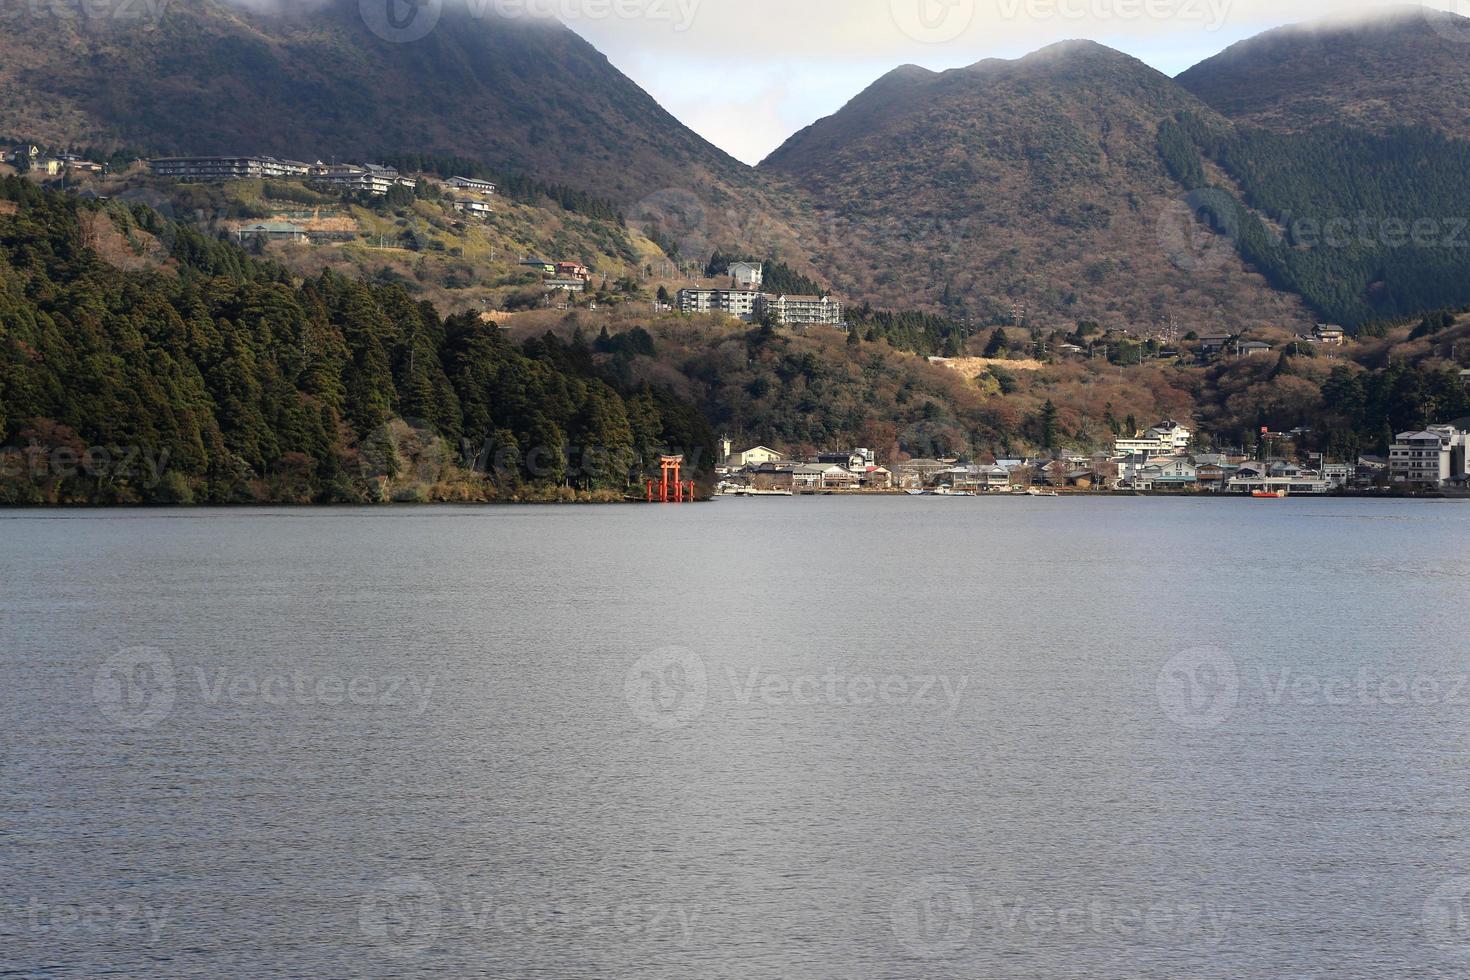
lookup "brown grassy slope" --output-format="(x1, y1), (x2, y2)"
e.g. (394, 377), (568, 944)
(760, 42), (1311, 334)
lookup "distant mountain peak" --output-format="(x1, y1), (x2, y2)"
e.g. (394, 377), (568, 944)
(1178, 5), (1470, 139)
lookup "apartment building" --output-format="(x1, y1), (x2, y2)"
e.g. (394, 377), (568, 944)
(756, 293), (843, 326)
(1390, 426), (1469, 488)
(149, 156), (311, 180)
(678, 288), (764, 321)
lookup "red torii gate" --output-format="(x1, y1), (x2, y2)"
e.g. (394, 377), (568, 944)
(647, 455), (694, 503)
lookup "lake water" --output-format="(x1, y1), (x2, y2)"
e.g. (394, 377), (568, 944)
(3, 498), (1470, 978)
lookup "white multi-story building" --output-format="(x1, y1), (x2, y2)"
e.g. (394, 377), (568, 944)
(756, 293), (842, 326)
(1390, 426), (1468, 488)
(1115, 420), (1192, 458)
(678, 288), (764, 321)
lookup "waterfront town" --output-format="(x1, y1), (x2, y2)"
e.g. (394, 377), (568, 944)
(7, 148), (1469, 501)
(717, 418), (1470, 496)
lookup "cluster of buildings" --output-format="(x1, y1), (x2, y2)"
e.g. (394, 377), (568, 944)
(1116, 418), (1470, 493)
(147, 156), (501, 209)
(5, 146), (105, 175)
(677, 262), (843, 328)
(148, 155), (427, 197)
(521, 257), (594, 293)
(717, 417), (1470, 498)
(1195, 324), (1345, 362)
(717, 443), (893, 493)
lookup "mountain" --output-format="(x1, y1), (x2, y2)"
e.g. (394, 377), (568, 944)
(761, 41), (1309, 331)
(0, 0), (748, 204)
(1177, 8), (1470, 140)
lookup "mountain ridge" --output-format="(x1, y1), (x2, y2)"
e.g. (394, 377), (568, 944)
(1176, 7), (1470, 139)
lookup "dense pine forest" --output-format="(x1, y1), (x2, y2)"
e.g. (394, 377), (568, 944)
(0, 179), (711, 505)
(1158, 115), (1470, 327)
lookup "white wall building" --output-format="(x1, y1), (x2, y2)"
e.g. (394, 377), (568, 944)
(728, 262), (763, 288)
(1390, 426), (1468, 488)
(756, 294), (842, 327)
(678, 288), (764, 321)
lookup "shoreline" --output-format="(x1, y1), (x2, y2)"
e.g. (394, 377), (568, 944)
(8, 492), (1466, 510)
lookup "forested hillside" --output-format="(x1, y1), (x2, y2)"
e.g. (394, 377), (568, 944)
(0, 180), (711, 504)
(1158, 114), (1470, 327)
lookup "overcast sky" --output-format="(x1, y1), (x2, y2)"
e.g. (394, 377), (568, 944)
(560, 0), (1464, 164)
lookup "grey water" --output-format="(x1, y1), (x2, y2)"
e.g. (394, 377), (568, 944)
(3, 497), (1470, 979)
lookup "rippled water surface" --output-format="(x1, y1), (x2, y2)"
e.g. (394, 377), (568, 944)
(4, 498), (1470, 978)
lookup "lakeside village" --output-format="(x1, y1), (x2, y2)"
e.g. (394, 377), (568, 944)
(13, 152), (1470, 498)
(716, 417), (1470, 498)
